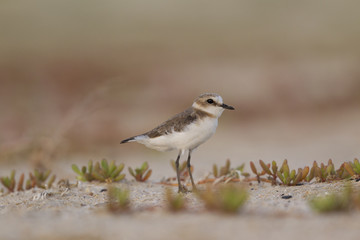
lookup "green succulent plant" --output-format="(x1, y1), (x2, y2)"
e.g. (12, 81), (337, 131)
(235, 163), (250, 178)
(196, 184), (248, 213)
(309, 184), (354, 213)
(276, 159), (308, 186)
(128, 162), (152, 182)
(305, 161), (317, 182)
(0, 170), (16, 192)
(1, 169), (56, 192)
(250, 161), (267, 183)
(313, 159), (337, 182)
(212, 160), (249, 182)
(259, 160), (279, 185)
(165, 188), (186, 212)
(213, 159), (231, 178)
(206, 158), (360, 186)
(344, 158), (360, 178)
(335, 163), (351, 180)
(107, 186), (130, 213)
(72, 159), (125, 183)
(251, 159), (357, 185)
(28, 169), (56, 189)
(72, 160), (95, 182)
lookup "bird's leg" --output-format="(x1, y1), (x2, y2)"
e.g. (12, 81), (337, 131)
(175, 151), (187, 193)
(187, 150), (197, 192)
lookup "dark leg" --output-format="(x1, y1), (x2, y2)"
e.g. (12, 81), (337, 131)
(187, 150), (197, 191)
(175, 151), (186, 193)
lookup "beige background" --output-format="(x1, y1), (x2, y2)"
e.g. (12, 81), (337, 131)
(1, 1), (360, 174)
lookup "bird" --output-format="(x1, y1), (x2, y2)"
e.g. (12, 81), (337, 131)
(120, 93), (234, 193)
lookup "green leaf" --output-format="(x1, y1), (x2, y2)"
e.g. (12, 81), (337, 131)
(135, 169), (142, 175)
(76, 176), (85, 182)
(236, 163), (245, 172)
(306, 165), (315, 182)
(47, 175), (56, 188)
(114, 174), (126, 182)
(277, 172), (284, 183)
(25, 179), (32, 190)
(259, 160), (271, 175)
(271, 161), (278, 175)
(101, 159), (109, 174)
(110, 168), (120, 179)
(92, 171), (105, 182)
(128, 167), (135, 177)
(293, 171), (303, 185)
(10, 170), (15, 181)
(1, 177), (9, 188)
(282, 160), (289, 179)
(353, 158), (360, 173)
(213, 164), (218, 178)
(94, 162), (100, 171)
(302, 166), (309, 180)
(109, 160), (116, 175)
(141, 162), (148, 171)
(88, 160), (93, 174)
(118, 163), (124, 173)
(43, 170), (51, 181)
(290, 169), (296, 180)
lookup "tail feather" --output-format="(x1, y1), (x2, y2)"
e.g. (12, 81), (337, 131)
(121, 134), (148, 144)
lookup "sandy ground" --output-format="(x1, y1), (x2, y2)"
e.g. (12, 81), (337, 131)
(0, 179), (360, 240)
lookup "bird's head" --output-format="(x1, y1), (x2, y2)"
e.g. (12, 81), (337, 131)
(192, 93), (234, 118)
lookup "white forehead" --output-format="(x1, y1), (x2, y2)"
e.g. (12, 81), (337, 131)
(216, 95), (223, 104)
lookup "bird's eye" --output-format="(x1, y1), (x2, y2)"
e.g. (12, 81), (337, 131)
(207, 99), (214, 104)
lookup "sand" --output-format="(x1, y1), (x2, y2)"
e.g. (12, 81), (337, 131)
(0, 176), (359, 240)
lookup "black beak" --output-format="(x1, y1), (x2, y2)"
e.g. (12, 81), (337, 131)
(221, 103), (235, 110)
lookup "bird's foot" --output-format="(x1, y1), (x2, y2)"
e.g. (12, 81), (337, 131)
(178, 184), (199, 193)
(178, 184), (190, 193)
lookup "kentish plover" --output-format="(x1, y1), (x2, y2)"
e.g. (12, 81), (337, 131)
(121, 93), (234, 193)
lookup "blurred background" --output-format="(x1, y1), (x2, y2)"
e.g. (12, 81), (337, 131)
(1, 0), (359, 176)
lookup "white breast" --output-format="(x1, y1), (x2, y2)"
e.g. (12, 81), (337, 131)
(138, 117), (218, 152)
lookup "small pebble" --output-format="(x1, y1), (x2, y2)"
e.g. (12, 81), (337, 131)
(281, 195), (292, 199)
